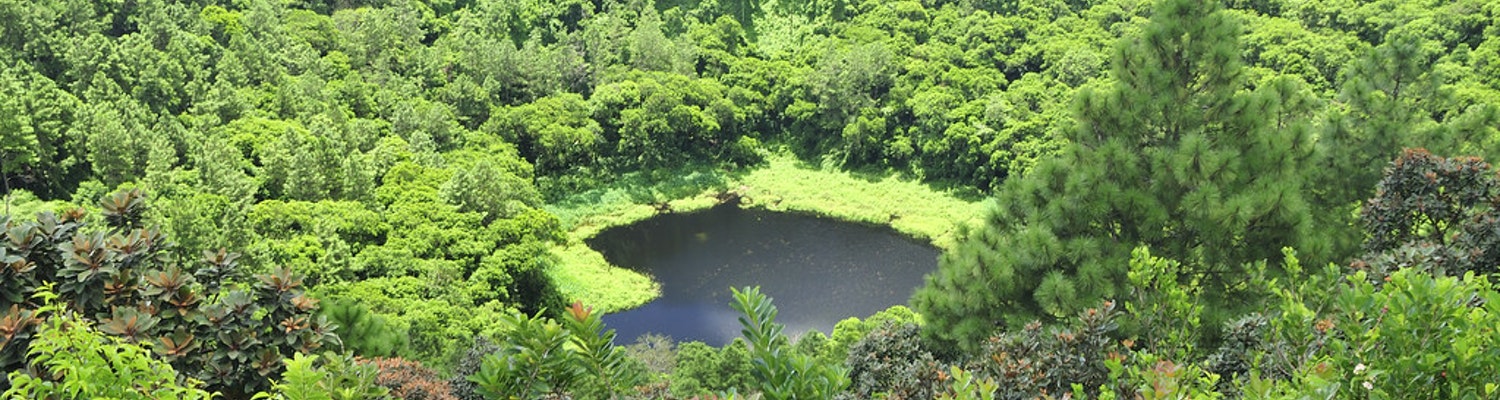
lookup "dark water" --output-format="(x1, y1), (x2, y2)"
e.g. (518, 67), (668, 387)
(588, 204), (939, 346)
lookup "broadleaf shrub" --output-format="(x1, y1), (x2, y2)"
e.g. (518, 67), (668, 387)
(363, 357), (457, 400)
(3, 285), (214, 399)
(730, 286), (848, 400)
(1, 190), (339, 398)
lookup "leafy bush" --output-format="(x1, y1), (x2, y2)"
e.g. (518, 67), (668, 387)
(1324, 268), (1500, 397)
(467, 310), (578, 399)
(971, 300), (1124, 400)
(254, 352), (390, 400)
(3, 285), (215, 399)
(730, 286), (848, 400)
(363, 357), (457, 400)
(624, 333), (677, 377)
(2, 190), (340, 398)
(449, 337), (499, 400)
(670, 341), (722, 396)
(465, 302), (637, 399)
(826, 305), (922, 365)
(562, 301), (644, 398)
(936, 366), (998, 400)
(669, 338), (753, 397)
(1358, 148), (1500, 277)
(844, 322), (944, 399)
(321, 298), (407, 358)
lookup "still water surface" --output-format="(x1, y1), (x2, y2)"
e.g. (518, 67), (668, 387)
(589, 204), (938, 346)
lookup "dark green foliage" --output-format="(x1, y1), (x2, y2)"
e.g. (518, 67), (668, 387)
(1317, 32), (1444, 211)
(1357, 148), (1500, 277)
(1, 190), (339, 399)
(1203, 314), (1271, 395)
(449, 336), (500, 400)
(844, 322), (944, 400)
(970, 301), (1124, 400)
(321, 298), (407, 358)
(915, 0), (1326, 351)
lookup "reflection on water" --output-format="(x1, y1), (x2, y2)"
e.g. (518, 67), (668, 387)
(588, 204), (939, 346)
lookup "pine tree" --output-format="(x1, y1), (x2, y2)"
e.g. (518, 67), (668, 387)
(913, 0), (1323, 352)
(1316, 31), (1443, 212)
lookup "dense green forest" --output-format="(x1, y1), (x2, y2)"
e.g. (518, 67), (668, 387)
(2, 0), (1499, 398)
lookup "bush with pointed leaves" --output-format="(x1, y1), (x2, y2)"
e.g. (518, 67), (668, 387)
(0, 189), (339, 398)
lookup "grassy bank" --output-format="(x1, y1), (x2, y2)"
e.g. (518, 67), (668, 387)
(544, 152), (988, 313)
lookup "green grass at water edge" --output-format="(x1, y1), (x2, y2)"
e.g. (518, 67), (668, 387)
(736, 155), (987, 250)
(544, 153), (987, 313)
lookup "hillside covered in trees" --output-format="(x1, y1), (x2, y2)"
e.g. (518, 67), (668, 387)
(2, 0), (1500, 398)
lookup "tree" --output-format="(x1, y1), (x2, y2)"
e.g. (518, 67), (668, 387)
(484, 93), (602, 176)
(320, 298), (407, 357)
(914, 0), (1323, 351)
(1316, 31), (1444, 211)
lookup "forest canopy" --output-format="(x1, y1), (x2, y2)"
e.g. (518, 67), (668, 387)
(2, 0), (1500, 398)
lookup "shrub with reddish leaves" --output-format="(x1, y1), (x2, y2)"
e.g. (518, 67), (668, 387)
(362, 357), (457, 400)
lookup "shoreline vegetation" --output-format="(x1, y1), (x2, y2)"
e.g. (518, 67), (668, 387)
(546, 150), (989, 313)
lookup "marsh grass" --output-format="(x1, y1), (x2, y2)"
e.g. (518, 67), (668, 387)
(545, 152), (986, 313)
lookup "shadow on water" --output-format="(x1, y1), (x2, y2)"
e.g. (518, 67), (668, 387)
(588, 204), (940, 346)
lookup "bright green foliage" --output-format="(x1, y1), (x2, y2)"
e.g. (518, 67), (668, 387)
(915, 0), (1325, 351)
(4, 285), (215, 400)
(671, 341), (722, 396)
(1124, 247), (1205, 360)
(936, 366), (997, 400)
(562, 301), (641, 399)
(2, 0), (1499, 394)
(670, 339), (754, 397)
(468, 310), (578, 399)
(827, 304), (920, 365)
(1323, 268), (1500, 398)
(440, 159), (544, 224)
(255, 352), (389, 400)
(254, 353), (335, 400)
(730, 286), (848, 400)
(466, 301), (638, 400)
(485, 93), (602, 177)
